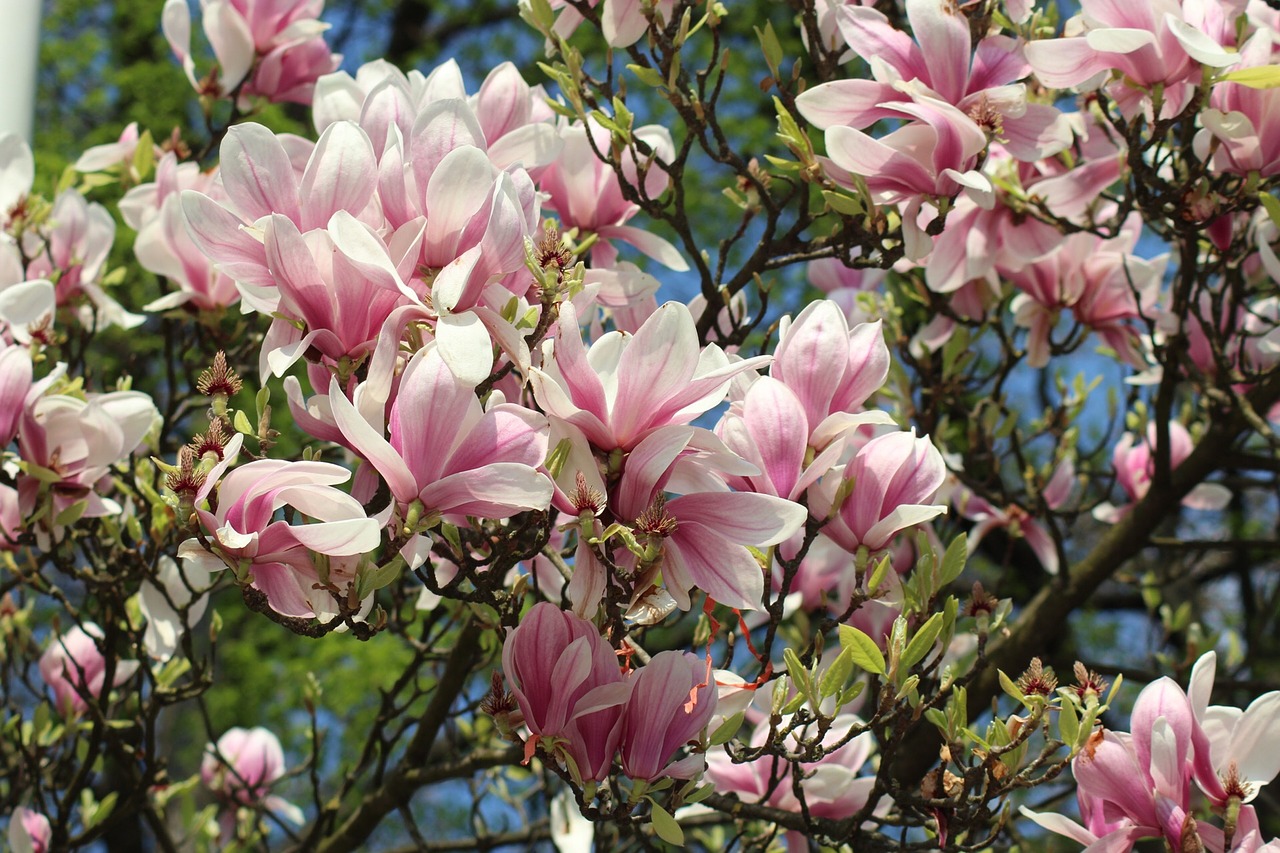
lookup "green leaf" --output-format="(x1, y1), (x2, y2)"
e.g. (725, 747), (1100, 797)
(709, 712), (744, 747)
(1260, 192), (1280, 225)
(755, 21), (783, 78)
(900, 612), (944, 672)
(939, 534), (967, 586)
(924, 707), (950, 734)
(819, 647), (854, 697)
(783, 647), (812, 700)
(232, 410), (254, 435)
(998, 669), (1027, 705)
(866, 555), (891, 595)
(1059, 694), (1081, 752)
(649, 801), (685, 846)
(838, 625), (886, 676)
(627, 63), (666, 90)
(822, 189), (864, 216)
(684, 783), (715, 804)
(1222, 65), (1280, 88)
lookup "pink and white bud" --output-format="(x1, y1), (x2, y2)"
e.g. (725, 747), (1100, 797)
(821, 430), (948, 554)
(500, 602), (629, 781)
(202, 726), (285, 805)
(7, 807), (51, 853)
(618, 651), (717, 781)
(38, 623), (138, 717)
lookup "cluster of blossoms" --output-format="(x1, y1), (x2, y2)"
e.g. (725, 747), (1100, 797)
(1024, 652), (1280, 852)
(3, 0), (1280, 847)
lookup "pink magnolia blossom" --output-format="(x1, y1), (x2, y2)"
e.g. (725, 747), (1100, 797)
(73, 121), (161, 177)
(181, 121), (379, 294)
(716, 377), (848, 503)
(162, 0), (339, 105)
(796, 0), (1071, 161)
(328, 345), (552, 549)
(1024, 0), (1239, 119)
(815, 430), (948, 554)
(203, 727), (304, 823)
(17, 384), (158, 534)
(0, 133), (33, 226)
(1187, 651), (1280, 806)
(0, 342), (32, 446)
(0, 485), (20, 552)
(532, 301), (770, 453)
(619, 651), (717, 781)
(1093, 421), (1231, 523)
(1008, 221), (1164, 369)
(955, 457), (1075, 574)
(540, 117), (685, 270)
(922, 116), (1125, 295)
(7, 807), (51, 853)
(125, 153), (241, 312)
(769, 301), (895, 447)
(179, 437), (381, 618)
(705, 713), (881, 849)
(312, 59), (560, 176)
(602, 425), (808, 611)
(500, 602), (629, 782)
(1195, 33), (1280, 178)
(823, 96), (995, 213)
(24, 189), (143, 331)
(542, 0), (676, 47)
(38, 623), (139, 717)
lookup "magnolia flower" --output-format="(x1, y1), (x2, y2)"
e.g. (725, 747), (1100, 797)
(815, 430), (948, 554)
(618, 651), (717, 781)
(39, 623), (139, 716)
(1024, 0), (1239, 119)
(126, 152), (241, 313)
(162, 0), (339, 105)
(1093, 421), (1231, 523)
(955, 457), (1076, 575)
(706, 713), (883, 850)
(0, 342), (33, 446)
(500, 602), (629, 781)
(180, 436), (382, 618)
(329, 345), (552, 558)
(1187, 651), (1280, 806)
(769, 300), (895, 447)
(531, 301), (770, 453)
(796, 0), (1070, 161)
(17, 385), (158, 537)
(139, 555), (213, 661)
(591, 424), (808, 612)
(7, 807), (51, 853)
(540, 117), (685, 270)
(203, 727), (304, 823)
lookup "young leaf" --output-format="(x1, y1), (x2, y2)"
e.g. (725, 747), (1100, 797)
(649, 801), (685, 846)
(899, 612), (944, 672)
(839, 625), (887, 676)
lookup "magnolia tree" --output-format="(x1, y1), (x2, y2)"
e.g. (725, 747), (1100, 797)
(3, 0), (1280, 850)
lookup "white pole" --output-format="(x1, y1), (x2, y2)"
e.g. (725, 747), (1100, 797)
(0, 1), (41, 143)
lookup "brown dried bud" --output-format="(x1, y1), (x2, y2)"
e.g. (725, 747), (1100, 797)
(1071, 661), (1110, 702)
(1016, 657), (1058, 697)
(189, 418), (230, 462)
(966, 581), (998, 617)
(1180, 812), (1205, 853)
(196, 351), (242, 399)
